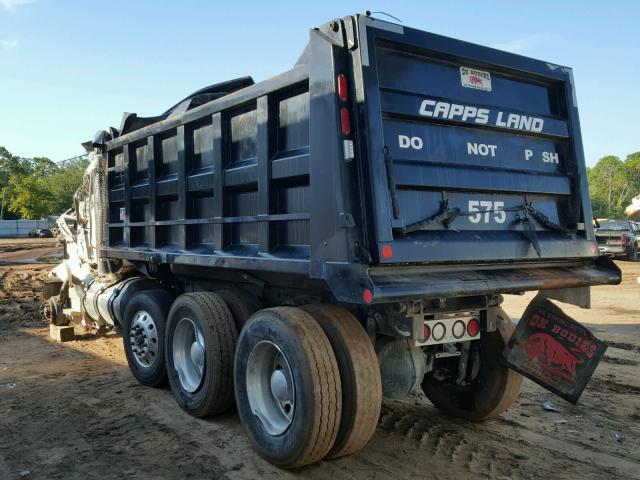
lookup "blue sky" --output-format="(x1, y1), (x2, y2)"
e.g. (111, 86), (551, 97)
(0, 0), (638, 166)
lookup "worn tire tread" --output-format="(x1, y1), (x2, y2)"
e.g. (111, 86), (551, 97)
(274, 307), (342, 467)
(484, 307), (525, 419)
(215, 289), (263, 331)
(301, 304), (382, 459)
(168, 292), (237, 417)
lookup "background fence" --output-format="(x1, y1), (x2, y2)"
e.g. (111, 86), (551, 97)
(0, 219), (57, 238)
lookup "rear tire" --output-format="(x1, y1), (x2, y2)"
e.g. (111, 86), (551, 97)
(628, 244), (638, 261)
(234, 307), (342, 468)
(122, 289), (173, 387)
(301, 304), (382, 459)
(421, 307), (523, 421)
(215, 289), (263, 331)
(165, 292), (237, 417)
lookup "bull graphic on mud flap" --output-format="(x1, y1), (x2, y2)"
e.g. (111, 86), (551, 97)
(504, 297), (607, 404)
(521, 333), (584, 382)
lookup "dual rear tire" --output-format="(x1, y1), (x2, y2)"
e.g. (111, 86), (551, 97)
(234, 305), (382, 467)
(123, 289), (258, 416)
(121, 290), (520, 468)
(163, 289), (264, 417)
(300, 305), (382, 459)
(235, 307), (342, 468)
(165, 292), (238, 417)
(122, 290), (382, 468)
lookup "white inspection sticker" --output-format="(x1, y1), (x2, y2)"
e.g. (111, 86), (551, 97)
(460, 66), (492, 92)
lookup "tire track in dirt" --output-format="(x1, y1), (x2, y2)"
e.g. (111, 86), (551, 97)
(378, 398), (640, 479)
(589, 377), (640, 395)
(606, 341), (640, 353)
(378, 403), (508, 478)
(602, 355), (639, 366)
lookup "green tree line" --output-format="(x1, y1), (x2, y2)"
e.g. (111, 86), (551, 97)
(588, 152), (640, 219)
(0, 146), (88, 220)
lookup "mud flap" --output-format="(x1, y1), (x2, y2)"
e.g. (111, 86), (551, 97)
(503, 296), (607, 404)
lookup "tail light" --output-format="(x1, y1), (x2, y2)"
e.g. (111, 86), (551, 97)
(337, 73), (354, 162)
(337, 74), (348, 101)
(340, 107), (351, 135)
(418, 313), (482, 346)
(337, 74), (351, 135)
(467, 318), (480, 337)
(422, 324), (430, 342)
(621, 234), (628, 245)
(415, 311), (481, 344)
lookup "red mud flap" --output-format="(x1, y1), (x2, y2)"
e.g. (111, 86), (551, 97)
(503, 297), (607, 404)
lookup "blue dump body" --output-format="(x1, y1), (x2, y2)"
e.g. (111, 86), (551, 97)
(97, 14), (620, 304)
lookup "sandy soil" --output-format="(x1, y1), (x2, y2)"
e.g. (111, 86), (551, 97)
(0, 240), (639, 479)
(0, 238), (61, 265)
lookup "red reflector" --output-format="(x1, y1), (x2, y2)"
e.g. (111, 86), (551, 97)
(340, 107), (351, 135)
(422, 324), (430, 342)
(363, 289), (373, 304)
(337, 74), (348, 101)
(381, 245), (393, 259)
(467, 318), (480, 337)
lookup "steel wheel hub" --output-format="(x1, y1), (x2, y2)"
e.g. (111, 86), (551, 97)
(129, 310), (159, 368)
(173, 317), (206, 393)
(246, 341), (295, 436)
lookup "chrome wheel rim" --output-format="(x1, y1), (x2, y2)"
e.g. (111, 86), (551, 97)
(173, 318), (206, 393)
(129, 310), (159, 368)
(246, 340), (295, 436)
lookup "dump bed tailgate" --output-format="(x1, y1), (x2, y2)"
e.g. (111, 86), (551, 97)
(356, 17), (596, 264)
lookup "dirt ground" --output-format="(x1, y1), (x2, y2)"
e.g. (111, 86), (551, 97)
(1, 239), (639, 479)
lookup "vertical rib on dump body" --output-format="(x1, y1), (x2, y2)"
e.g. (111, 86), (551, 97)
(105, 67), (313, 274)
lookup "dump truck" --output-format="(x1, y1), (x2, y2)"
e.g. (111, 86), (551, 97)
(46, 13), (621, 468)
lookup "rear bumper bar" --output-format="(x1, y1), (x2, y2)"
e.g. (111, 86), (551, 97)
(326, 256), (621, 304)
